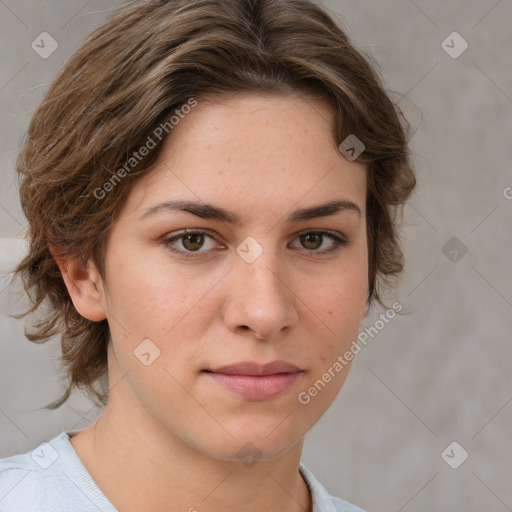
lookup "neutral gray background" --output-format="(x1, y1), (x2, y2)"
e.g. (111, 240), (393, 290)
(1, 1), (511, 511)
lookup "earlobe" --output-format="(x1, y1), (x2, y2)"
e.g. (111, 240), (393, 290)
(48, 245), (107, 322)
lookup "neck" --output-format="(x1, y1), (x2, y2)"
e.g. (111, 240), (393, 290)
(70, 382), (312, 512)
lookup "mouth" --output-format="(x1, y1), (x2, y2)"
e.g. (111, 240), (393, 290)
(203, 360), (304, 401)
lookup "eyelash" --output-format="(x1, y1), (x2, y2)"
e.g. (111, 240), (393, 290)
(161, 229), (348, 259)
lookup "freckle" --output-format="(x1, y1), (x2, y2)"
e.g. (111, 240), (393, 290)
(327, 310), (332, 315)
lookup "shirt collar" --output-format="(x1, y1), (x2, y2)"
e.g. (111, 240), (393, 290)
(299, 461), (340, 512)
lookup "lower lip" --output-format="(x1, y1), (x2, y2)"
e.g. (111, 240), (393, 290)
(204, 372), (303, 400)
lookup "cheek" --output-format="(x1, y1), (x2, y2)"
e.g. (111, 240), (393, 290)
(297, 276), (364, 411)
(300, 256), (367, 366)
(306, 259), (367, 326)
(103, 246), (220, 335)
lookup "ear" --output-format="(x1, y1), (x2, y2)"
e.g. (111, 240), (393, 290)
(48, 245), (107, 322)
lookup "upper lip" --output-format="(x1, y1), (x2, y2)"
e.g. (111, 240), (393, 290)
(206, 361), (302, 376)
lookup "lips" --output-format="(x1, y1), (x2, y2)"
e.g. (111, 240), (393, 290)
(204, 360), (303, 400)
(207, 360), (301, 376)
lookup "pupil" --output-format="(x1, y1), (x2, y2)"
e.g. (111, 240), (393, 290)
(183, 234), (203, 251)
(302, 233), (321, 250)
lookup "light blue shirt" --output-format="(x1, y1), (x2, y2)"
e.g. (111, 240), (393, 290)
(0, 431), (365, 511)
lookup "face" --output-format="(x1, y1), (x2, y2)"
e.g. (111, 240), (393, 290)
(79, 93), (368, 462)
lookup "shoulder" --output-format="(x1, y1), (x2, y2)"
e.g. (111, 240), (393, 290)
(299, 462), (366, 512)
(0, 447), (57, 512)
(0, 431), (109, 512)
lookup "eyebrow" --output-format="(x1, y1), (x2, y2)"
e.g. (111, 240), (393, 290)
(137, 198), (362, 224)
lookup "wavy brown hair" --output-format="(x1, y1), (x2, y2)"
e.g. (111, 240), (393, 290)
(11, 0), (416, 410)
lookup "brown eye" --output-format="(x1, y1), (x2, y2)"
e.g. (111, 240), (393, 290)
(300, 232), (323, 250)
(163, 229), (347, 259)
(162, 229), (220, 258)
(290, 230), (348, 255)
(181, 233), (205, 251)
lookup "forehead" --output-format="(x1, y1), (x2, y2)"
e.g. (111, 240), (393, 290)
(121, 93), (366, 222)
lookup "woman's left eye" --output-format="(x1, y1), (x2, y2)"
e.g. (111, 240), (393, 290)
(161, 229), (348, 258)
(290, 231), (348, 253)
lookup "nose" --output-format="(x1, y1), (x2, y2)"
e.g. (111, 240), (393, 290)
(222, 247), (298, 340)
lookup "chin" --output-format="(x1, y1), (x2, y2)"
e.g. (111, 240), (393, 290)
(196, 416), (307, 464)
(206, 437), (301, 465)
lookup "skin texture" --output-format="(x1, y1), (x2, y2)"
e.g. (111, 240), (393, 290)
(51, 93), (369, 512)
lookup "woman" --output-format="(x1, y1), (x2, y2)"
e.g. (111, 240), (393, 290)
(0, 0), (415, 510)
